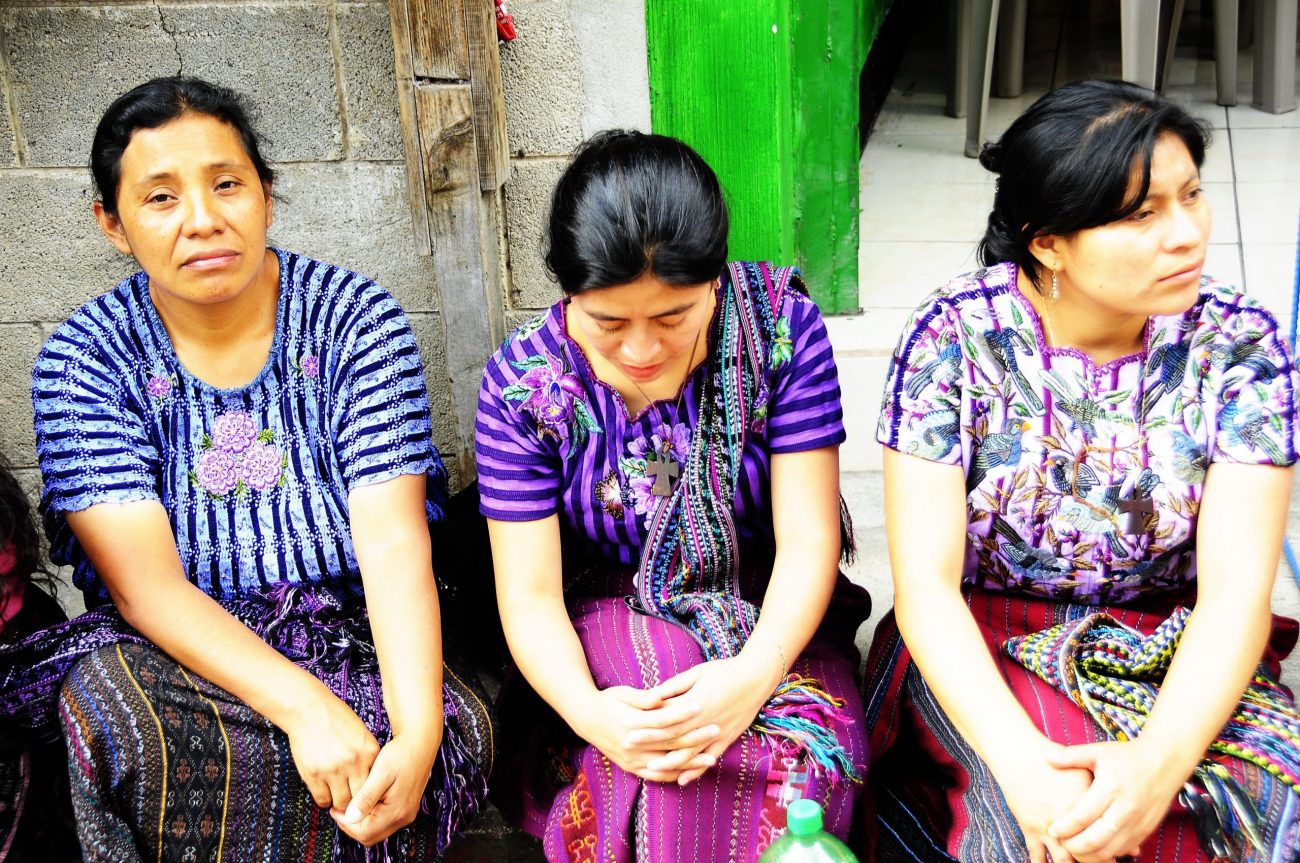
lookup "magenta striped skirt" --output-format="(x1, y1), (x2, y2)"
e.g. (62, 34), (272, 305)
(492, 569), (870, 863)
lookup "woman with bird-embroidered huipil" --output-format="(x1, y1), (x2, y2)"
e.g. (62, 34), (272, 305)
(475, 131), (870, 862)
(863, 80), (1300, 863)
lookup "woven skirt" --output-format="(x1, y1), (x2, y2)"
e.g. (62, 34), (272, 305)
(492, 570), (871, 863)
(1, 585), (494, 863)
(861, 590), (1300, 863)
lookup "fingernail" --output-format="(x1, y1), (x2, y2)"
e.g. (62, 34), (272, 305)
(344, 804), (362, 824)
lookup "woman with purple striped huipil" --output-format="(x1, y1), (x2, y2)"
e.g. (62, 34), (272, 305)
(475, 130), (871, 862)
(0, 78), (493, 861)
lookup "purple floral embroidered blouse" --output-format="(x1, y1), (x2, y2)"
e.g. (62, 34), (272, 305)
(33, 250), (447, 604)
(877, 263), (1300, 605)
(475, 276), (844, 568)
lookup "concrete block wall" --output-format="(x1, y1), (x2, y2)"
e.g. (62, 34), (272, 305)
(0, 2), (460, 595)
(495, 0), (652, 324)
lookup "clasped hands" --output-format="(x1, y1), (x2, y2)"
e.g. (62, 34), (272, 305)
(284, 690), (442, 847)
(574, 654), (777, 786)
(1004, 737), (1186, 863)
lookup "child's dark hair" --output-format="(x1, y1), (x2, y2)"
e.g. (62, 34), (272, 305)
(0, 454), (53, 592)
(91, 77), (275, 217)
(545, 130), (729, 294)
(976, 79), (1209, 291)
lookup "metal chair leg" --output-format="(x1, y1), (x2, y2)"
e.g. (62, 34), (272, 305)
(1215, 0), (1240, 106)
(995, 0), (1028, 98)
(1121, 0), (1161, 88)
(1253, 0), (1297, 114)
(964, 0), (1001, 158)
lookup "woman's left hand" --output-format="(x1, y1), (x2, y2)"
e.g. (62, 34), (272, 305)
(632, 654), (775, 785)
(331, 728), (443, 847)
(1045, 740), (1187, 862)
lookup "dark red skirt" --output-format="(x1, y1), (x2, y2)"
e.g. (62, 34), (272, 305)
(861, 590), (1300, 862)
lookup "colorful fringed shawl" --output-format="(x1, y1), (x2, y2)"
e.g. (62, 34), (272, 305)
(1005, 607), (1300, 861)
(633, 260), (859, 784)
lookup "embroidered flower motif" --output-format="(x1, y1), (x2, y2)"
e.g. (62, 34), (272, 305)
(194, 449), (239, 496)
(299, 354), (320, 379)
(146, 374), (175, 400)
(238, 441), (285, 491)
(619, 422), (690, 527)
(769, 316), (793, 370)
(594, 470), (624, 518)
(211, 411), (257, 454)
(502, 352), (601, 453)
(189, 411), (285, 499)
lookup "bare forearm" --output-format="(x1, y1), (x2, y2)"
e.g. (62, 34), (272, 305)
(1138, 597), (1272, 777)
(500, 589), (601, 730)
(743, 541), (838, 685)
(364, 565), (443, 741)
(897, 587), (1050, 770)
(116, 578), (332, 729)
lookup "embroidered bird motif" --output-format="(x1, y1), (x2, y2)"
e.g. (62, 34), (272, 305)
(977, 327), (1045, 413)
(1142, 341), (1189, 416)
(991, 514), (1069, 574)
(906, 409), (961, 461)
(1168, 429), (1209, 484)
(1210, 340), (1281, 385)
(905, 331), (963, 399)
(966, 418), (1031, 492)
(1041, 370), (1127, 438)
(1220, 401), (1287, 465)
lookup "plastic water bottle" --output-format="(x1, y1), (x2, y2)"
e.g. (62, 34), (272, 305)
(757, 799), (861, 862)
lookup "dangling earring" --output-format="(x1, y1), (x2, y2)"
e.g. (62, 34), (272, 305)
(1050, 269), (1060, 303)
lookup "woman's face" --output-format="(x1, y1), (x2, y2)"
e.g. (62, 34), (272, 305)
(567, 273), (716, 386)
(93, 112), (274, 308)
(1047, 132), (1211, 319)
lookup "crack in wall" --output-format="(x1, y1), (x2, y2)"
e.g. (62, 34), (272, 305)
(153, 1), (184, 76)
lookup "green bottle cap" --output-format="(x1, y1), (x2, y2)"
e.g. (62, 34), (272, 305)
(787, 799), (823, 836)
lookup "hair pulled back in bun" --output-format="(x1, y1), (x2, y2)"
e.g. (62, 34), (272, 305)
(974, 80), (1209, 292)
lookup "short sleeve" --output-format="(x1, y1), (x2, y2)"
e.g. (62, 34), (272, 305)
(875, 298), (964, 464)
(335, 289), (440, 491)
(1208, 309), (1300, 467)
(474, 352), (563, 521)
(32, 331), (161, 516)
(766, 291), (847, 453)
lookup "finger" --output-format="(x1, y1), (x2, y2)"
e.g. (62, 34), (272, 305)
(1059, 813), (1123, 860)
(1044, 835), (1076, 863)
(612, 685), (668, 711)
(644, 665), (707, 701)
(326, 773), (352, 814)
(675, 753), (720, 786)
(627, 722), (720, 748)
(1049, 785), (1113, 841)
(304, 774), (333, 809)
(343, 755), (397, 826)
(1046, 743), (1102, 771)
(646, 742), (718, 773)
(1027, 837), (1049, 863)
(625, 697), (703, 732)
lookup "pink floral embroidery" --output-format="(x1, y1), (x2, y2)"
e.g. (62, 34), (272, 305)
(299, 354), (320, 379)
(502, 351), (601, 452)
(619, 422), (690, 527)
(189, 410), (286, 498)
(146, 374), (174, 400)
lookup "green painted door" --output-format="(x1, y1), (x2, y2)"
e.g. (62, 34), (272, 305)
(647, 1), (893, 314)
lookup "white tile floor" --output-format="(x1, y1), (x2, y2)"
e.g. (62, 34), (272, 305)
(836, 4), (1300, 687)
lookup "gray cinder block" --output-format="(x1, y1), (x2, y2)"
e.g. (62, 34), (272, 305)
(0, 171), (136, 324)
(503, 157), (565, 311)
(0, 324), (43, 469)
(268, 161), (441, 315)
(336, 3), (403, 162)
(499, 0), (585, 157)
(7, 5), (341, 167)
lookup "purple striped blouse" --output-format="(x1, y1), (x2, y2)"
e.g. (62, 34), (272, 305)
(475, 275), (845, 567)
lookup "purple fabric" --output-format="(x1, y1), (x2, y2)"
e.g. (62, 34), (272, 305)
(475, 268), (845, 567)
(877, 263), (1300, 606)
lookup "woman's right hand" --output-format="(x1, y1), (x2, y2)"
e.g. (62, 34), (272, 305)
(996, 741), (1095, 863)
(570, 685), (720, 784)
(282, 687), (382, 813)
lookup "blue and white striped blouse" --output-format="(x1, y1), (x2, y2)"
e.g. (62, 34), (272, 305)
(32, 249), (446, 605)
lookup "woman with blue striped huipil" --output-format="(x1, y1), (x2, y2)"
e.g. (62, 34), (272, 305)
(0, 77), (492, 861)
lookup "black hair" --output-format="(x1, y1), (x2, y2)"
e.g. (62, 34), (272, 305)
(976, 79), (1209, 291)
(0, 454), (53, 594)
(91, 77), (275, 216)
(545, 130), (729, 294)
